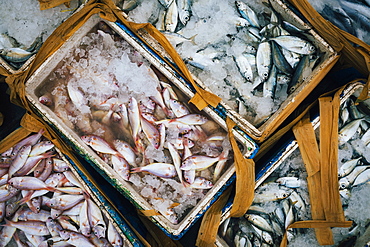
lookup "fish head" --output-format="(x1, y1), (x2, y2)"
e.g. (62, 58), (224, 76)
(80, 135), (92, 144)
(39, 95), (53, 106)
(339, 177), (350, 189)
(59, 230), (71, 240)
(93, 224), (106, 239)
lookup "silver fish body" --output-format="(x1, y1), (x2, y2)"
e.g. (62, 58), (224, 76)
(131, 163), (177, 178)
(270, 36), (316, 55)
(256, 42), (271, 81)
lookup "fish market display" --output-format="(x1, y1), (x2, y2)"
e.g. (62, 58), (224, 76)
(0, 0), (80, 69)
(307, 0), (370, 45)
(35, 22), (235, 224)
(125, 0), (323, 126)
(219, 86), (370, 246)
(0, 130), (126, 247)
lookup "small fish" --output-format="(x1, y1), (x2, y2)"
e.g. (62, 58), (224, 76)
(162, 32), (196, 46)
(339, 118), (363, 143)
(1, 219), (50, 236)
(168, 99), (190, 117)
(111, 154), (130, 181)
(141, 116), (160, 149)
(131, 163), (176, 178)
(353, 169), (370, 186)
(158, 0), (174, 9)
(107, 220), (123, 247)
(81, 135), (119, 156)
(254, 189), (291, 203)
(269, 36), (316, 55)
(234, 53), (255, 82)
(79, 200), (91, 237)
(67, 83), (87, 107)
(8, 177), (55, 191)
(53, 158), (70, 172)
(245, 214), (274, 232)
(181, 151), (227, 171)
(177, 0), (191, 26)
(256, 41), (271, 81)
(339, 165), (370, 189)
(189, 177), (213, 189)
(86, 198), (106, 237)
(113, 139), (137, 167)
(168, 143), (184, 184)
(0, 48), (34, 63)
(235, 1), (261, 28)
(168, 114), (208, 125)
(183, 169), (195, 184)
(59, 230), (95, 247)
(128, 97), (141, 145)
(8, 144), (32, 178)
(44, 194), (84, 211)
(29, 141), (55, 156)
(276, 177), (301, 188)
(263, 65), (277, 99)
(165, 1), (178, 32)
(338, 158), (362, 178)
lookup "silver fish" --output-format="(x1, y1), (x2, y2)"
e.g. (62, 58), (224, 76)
(8, 144), (32, 178)
(2, 219), (49, 236)
(181, 151), (227, 171)
(270, 36), (316, 55)
(256, 42), (271, 81)
(339, 165), (370, 189)
(189, 177), (213, 189)
(339, 118), (362, 143)
(107, 220), (123, 247)
(177, 0), (191, 26)
(245, 214), (273, 232)
(338, 158), (362, 178)
(276, 177), (301, 188)
(234, 53), (255, 82)
(353, 169), (370, 186)
(235, 1), (261, 28)
(165, 1), (178, 32)
(111, 154), (130, 181)
(168, 143), (184, 185)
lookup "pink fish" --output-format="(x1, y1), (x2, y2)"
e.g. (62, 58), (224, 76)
(111, 154), (130, 181)
(8, 177), (56, 191)
(8, 145), (32, 178)
(131, 163), (176, 178)
(168, 99), (189, 117)
(141, 116), (160, 149)
(189, 177), (213, 189)
(1, 219), (50, 236)
(81, 135), (119, 156)
(180, 151), (227, 171)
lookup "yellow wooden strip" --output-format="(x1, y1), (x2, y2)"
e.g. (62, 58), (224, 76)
(38, 0), (71, 10)
(196, 186), (232, 247)
(225, 117), (255, 217)
(319, 97), (345, 222)
(292, 113), (333, 245)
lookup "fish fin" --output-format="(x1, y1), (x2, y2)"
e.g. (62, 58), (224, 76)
(18, 191), (33, 205)
(219, 150), (229, 161)
(46, 186), (56, 192)
(182, 180), (190, 188)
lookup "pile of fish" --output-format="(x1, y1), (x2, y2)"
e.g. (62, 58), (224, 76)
(0, 129), (124, 247)
(37, 25), (233, 223)
(308, 0), (370, 45)
(125, 0), (321, 125)
(219, 159), (309, 247)
(220, 90), (370, 246)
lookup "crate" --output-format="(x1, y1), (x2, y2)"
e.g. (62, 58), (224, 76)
(215, 81), (369, 246)
(0, 128), (144, 247)
(134, 0), (338, 143)
(24, 13), (259, 239)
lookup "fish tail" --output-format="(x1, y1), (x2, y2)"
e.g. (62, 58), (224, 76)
(46, 186), (56, 192)
(219, 150), (228, 161)
(1, 218), (11, 227)
(130, 167), (142, 173)
(182, 180), (190, 188)
(189, 34), (198, 45)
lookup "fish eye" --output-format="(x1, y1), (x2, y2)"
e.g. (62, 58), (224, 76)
(310, 46), (315, 51)
(184, 16), (189, 21)
(340, 184), (346, 189)
(263, 72), (268, 78)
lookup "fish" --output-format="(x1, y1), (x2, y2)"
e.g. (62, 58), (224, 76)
(339, 165), (370, 189)
(108, 221), (123, 247)
(234, 53), (255, 82)
(81, 135), (119, 156)
(253, 189), (291, 203)
(59, 230), (95, 246)
(338, 158), (362, 178)
(29, 140), (55, 156)
(8, 177), (55, 191)
(183, 169), (196, 184)
(45, 194), (84, 211)
(256, 42), (271, 81)
(244, 214), (273, 232)
(189, 177), (213, 189)
(8, 144), (32, 178)
(213, 149), (229, 182)
(276, 177), (301, 188)
(168, 143), (184, 185)
(168, 114), (208, 125)
(158, 0), (174, 9)
(140, 116), (161, 149)
(263, 65), (277, 98)
(270, 36), (316, 55)
(128, 97), (141, 145)
(168, 99), (190, 118)
(122, 0), (142, 12)
(2, 219), (50, 236)
(113, 139), (137, 167)
(131, 163), (177, 178)
(177, 0), (191, 26)
(235, 1), (261, 28)
(339, 118), (363, 143)
(111, 154), (130, 181)
(270, 40), (293, 75)
(353, 169), (370, 187)
(165, 0), (178, 32)
(181, 151), (227, 171)
(0, 48), (34, 63)
(79, 200), (91, 237)
(86, 198), (107, 238)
